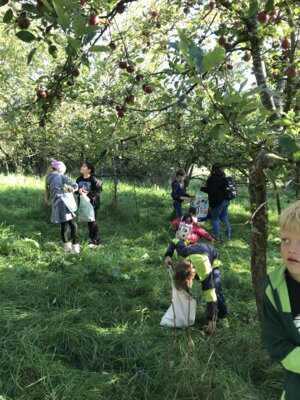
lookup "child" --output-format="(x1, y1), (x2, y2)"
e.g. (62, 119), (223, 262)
(171, 169), (195, 218)
(45, 159), (80, 253)
(76, 162), (103, 248)
(263, 201), (300, 400)
(165, 236), (228, 334)
(171, 206), (213, 243)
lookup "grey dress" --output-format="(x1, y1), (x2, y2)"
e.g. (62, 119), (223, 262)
(47, 172), (78, 224)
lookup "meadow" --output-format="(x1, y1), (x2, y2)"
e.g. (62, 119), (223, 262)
(0, 174), (286, 400)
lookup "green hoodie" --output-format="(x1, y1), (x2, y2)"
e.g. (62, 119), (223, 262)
(263, 265), (300, 400)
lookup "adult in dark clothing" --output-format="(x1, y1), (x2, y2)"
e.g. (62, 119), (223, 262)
(76, 163), (102, 248)
(200, 163), (230, 242)
(171, 168), (194, 218)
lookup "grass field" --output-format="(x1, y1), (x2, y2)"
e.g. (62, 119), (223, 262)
(0, 174), (285, 400)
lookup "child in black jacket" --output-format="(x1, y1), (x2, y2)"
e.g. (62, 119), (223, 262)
(76, 162), (102, 248)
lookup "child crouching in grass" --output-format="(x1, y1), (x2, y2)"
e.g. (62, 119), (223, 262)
(263, 200), (300, 400)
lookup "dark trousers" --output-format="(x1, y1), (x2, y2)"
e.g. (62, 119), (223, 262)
(60, 220), (78, 244)
(173, 200), (183, 218)
(213, 267), (228, 319)
(88, 209), (100, 245)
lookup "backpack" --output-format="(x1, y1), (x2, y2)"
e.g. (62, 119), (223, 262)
(176, 220), (192, 241)
(225, 177), (237, 200)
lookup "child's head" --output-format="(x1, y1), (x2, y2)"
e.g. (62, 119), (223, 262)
(176, 168), (186, 181)
(279, 201), (300, 234)
(279, 201), (300, 281)
(183, 206), (198, 224)
(173, 260), (196, 290)
(51, 159), (66, 174)
(80, 162), (95, 175)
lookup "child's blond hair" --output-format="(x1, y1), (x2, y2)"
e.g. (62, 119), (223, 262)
(279, 200), (300, 233)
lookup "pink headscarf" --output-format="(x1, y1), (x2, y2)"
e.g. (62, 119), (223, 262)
(51, 159), (66, 174)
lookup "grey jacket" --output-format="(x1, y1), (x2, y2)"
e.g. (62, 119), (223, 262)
(47, 172), (78, 223)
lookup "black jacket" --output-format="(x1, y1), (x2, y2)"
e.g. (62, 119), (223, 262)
(171, 179), (189, 202)
(201, 172), (227, 208)
(76, 175), (103, 210)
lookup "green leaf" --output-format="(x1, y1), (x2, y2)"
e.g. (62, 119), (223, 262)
(189, 45), (205, 73)
(186, 77), (202, 85)
(73, 13), (88, 37)
(3, 8), (13, 23)
(81, 54), (90, 68)
(292, 151), (300, 162)
(16, 31), (36, 43)
(177, 29), (194, 68)
(48, 44), (58, 58)
(52, 0), (70, 29)
(278, 135), (298, 154)
(27, 47), (37, 64)
(248, 0), (259, 17)
(41, 0), (53, 12)
(67, 35), (81, 51)
(265, 0), (274, 12)
(202, 47), (226, 71)
(264, 169), (277, 184)
(208, 125), (224, 140)
(274, 118), (293, 126)
(0, 0), (9, 5)
(135, 57), (144, 64)
(83, 31), (97, 45)
(89, 45), (110, 52)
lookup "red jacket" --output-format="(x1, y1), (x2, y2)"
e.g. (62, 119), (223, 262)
(171, 219), (213, 244)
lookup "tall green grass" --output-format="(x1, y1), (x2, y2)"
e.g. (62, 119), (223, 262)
(0, 175), (283, 399)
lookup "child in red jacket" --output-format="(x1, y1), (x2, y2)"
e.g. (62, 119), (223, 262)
(171, 206), (213, 244)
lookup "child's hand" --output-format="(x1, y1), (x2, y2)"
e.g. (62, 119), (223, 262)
(203, 320), (216, 334)
(164, 256), (173, 267)
(68, 187), (75, 193)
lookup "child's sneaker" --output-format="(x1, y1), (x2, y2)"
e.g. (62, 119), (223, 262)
(71, 244), (80, 254)
(63, 243), (72, 252)
(218, 318), (230, 329)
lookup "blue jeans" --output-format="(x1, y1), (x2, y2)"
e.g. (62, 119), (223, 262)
(173, 200), (183, 218)
(211, 200), (230, 240)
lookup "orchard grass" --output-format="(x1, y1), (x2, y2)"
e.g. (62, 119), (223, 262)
(0, 174), (283, 400)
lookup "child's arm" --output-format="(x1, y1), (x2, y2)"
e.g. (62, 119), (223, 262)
(263, 288), (300, 374)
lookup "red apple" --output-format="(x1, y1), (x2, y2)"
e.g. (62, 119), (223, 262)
(109, 41), (117, 50)
(176, 123), (181, 129)
(72, 68), (80, 77)
(281, 38), (291, 49)
(39, 118), (46, 127)
(42, 103), (49, 111)
(125, 94), (135, 103)
(224, 42), (233, 51)
(126, 65), (135, 73)
(243, 52), (251, 62)
(227, 63), (233, 70)
(135, 73), (144, 81)
(218, 35), (227, 47)
(209, 2), (215, 10)
(119, 60), (127, 69)
(142, 84), (153, 94)
(117, 109), (125, 118)
(286, 67), (298, 78)
(156, 21), (161, 28)
(257, 12), (269, 24)
(89, 15), (99, 25)
(37, 89), (47, 99)
(183, 7), (190, 13)
(150, 10), (157, 18)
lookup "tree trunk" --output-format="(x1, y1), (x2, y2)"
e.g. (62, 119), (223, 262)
(248, 161), (268, 324)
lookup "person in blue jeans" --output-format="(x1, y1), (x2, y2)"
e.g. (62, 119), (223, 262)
(200, 163), (230, 242)
(171, 169), (194, 218)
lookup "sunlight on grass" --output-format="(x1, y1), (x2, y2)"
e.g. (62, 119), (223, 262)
(0, 174), (287, 400)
